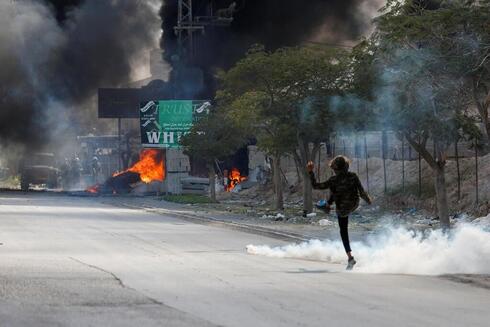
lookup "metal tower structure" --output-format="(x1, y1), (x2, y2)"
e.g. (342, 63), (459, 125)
(174, 0), (204, 61)
(174, 0), (236, 62)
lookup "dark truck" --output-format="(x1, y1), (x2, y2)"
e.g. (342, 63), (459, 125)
(20, 153), (59, 191)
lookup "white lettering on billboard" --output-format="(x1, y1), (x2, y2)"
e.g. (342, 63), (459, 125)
(163, 132), (174, 144)
(146, 132), (161, 143)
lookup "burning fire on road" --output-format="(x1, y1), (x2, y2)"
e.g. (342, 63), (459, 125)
(226, 168), (247, 192)
(113, 149), (165, 183)
(87, 149), (165, 194)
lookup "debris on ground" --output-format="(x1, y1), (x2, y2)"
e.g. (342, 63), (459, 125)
(318, 219), (334, 226)
(415, 218), (434, 226)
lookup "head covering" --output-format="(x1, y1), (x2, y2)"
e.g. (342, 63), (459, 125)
(329, 155), (350, 172)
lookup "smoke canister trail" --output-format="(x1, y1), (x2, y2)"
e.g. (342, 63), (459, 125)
(246, 223), (490, 275)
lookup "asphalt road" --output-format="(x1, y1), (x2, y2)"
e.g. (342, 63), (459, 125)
(0, 192), (488, 327)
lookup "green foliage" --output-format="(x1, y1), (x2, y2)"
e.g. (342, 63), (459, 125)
(349, 39), (379, 102)
(376, 0), (490, 78)
(180, 111), (246, 165)
(325, 38), (382, 133)
(372, 0), (489, 153)
(367, 0), (490, 226)
(217, 45), (351, 156)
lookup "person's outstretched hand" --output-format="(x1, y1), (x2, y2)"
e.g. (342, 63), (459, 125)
(306, 161), (314, 173)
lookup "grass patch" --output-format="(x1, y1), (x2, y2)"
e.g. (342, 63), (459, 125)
(162, 194), (213, 204)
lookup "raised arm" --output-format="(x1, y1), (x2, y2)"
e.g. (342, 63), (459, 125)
(307, 161), (332, 190)
(309, 171), (332, 190)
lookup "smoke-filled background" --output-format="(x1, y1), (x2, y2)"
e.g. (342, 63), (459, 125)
(0, 0), (384, 155)
(0, 0), (162, 153)
(161, 0), (383, 69)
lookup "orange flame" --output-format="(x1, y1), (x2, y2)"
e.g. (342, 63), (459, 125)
(226, 168), (247, 191)
(113, 149), (165, 183)
(87, 184), (99, 193)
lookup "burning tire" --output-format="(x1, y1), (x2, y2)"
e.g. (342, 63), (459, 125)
(85, 149), (165, 195)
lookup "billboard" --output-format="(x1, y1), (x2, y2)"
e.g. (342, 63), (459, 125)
(140, 100), (210, 148)
(98, 88), (141, 118)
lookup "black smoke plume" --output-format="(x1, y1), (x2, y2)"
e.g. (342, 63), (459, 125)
(161, 0), (379, 69)
(0, 0), (161, 149)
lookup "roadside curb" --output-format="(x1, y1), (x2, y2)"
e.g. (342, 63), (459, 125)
(110, 201), (310, 243)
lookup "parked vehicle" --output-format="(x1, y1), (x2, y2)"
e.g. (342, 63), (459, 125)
(20, 153), (59, 191)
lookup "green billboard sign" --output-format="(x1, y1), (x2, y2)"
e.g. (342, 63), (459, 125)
(140, 100), (210, 148)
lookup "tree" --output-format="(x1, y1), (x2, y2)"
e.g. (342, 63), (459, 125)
(218, 45), (349, 212)
(373, 0), (483, 228)
(374, 0), (490, 142)
(437, 1), (490, 147)
(221, 91), (295, 210)
(180, 111), (246, 202)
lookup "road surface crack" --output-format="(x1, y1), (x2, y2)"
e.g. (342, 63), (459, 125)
(68, 256), (163, 305)
(69, 256), (125, 287)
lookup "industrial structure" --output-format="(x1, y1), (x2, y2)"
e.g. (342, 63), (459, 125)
(97, 1), (238, 194)
(174, 0), (235, 61)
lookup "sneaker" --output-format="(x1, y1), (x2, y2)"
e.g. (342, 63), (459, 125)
(346, 257), (356, 270)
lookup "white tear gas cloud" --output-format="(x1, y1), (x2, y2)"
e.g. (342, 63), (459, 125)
(0, 0), (162, 149)
(246, 222), (490, 275)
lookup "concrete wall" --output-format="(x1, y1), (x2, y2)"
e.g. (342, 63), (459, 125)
(162, 148), (190, 194)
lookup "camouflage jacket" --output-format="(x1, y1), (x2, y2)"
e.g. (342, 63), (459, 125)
(309, 171), (370, 217)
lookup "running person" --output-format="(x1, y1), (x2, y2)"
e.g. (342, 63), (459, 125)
(307, 155), (372, 270)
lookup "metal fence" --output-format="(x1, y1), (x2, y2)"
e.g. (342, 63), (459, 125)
(329, 131), (476, 161)
(323, 132), (482, 203)
(250, 131), (483, 204)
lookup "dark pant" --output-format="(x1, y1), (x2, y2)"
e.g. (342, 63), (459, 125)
(337, 216), (351, 253)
